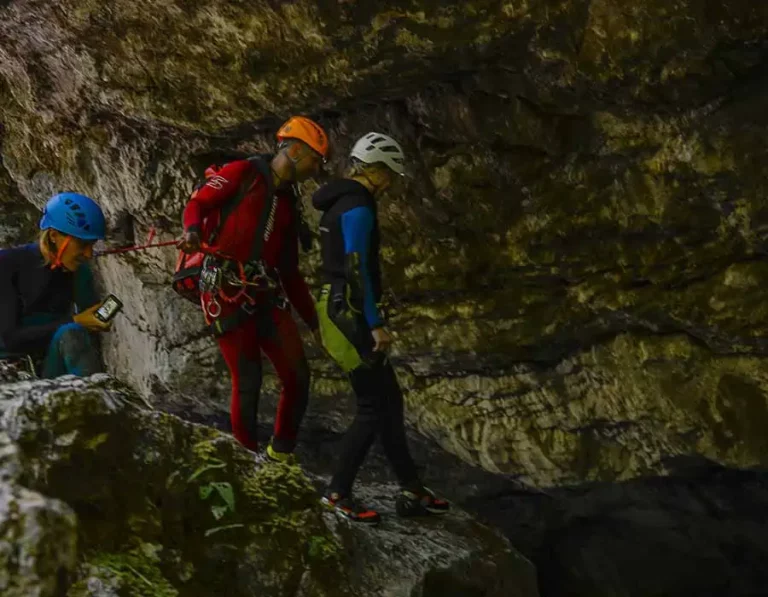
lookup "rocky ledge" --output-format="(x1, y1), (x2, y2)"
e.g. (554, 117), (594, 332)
(0, 374), (537, 597)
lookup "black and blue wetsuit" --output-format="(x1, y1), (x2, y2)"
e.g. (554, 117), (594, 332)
(313, 179), (420, 498)
(0, 243), (102, 378)
(314, 179), (384, 367)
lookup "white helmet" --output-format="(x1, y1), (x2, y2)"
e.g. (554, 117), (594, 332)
(349, 132), (406, 176)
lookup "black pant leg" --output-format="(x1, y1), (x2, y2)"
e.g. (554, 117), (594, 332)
(327, 366), (380, 496)
(374, 359), (420, 488)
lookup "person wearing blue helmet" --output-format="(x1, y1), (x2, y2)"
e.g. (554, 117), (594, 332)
(0, 192), (110, 378)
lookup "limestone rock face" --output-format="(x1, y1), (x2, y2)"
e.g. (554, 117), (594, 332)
(0, 160), (37, 247)
(0, 0), (767, 500)
(0, 431), (78, 597)
(0, 375), (537, 597)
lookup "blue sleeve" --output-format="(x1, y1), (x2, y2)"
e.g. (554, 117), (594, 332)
(341, 207), (383, 328)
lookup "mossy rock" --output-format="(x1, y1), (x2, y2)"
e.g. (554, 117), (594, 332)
(0, 375), (537, 596)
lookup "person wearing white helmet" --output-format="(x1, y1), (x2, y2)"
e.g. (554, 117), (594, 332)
(311, 132), (449, 525)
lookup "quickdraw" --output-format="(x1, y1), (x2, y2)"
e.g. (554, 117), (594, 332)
(202, 293), (222, 319)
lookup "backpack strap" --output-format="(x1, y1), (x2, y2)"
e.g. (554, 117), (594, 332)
(245, 157), (275, 265)
(207, 160), (262, 246)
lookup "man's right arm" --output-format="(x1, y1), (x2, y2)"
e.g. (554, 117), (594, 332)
(182, 160), (251, 236)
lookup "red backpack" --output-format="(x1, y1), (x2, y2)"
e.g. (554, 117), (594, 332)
(172, 157), (272, 304)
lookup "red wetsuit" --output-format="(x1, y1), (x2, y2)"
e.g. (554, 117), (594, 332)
(183, 157), (318, 453)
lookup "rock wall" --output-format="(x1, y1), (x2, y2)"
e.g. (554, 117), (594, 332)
(484, 462), (768, 596)
(0, 157), (37, 246)
(1, 0), (768, 490)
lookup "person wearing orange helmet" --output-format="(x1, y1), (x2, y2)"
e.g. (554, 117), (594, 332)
(177, 116), (329, 462)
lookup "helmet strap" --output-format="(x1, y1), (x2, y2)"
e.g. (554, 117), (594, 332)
(50, 236), (71, 270)
(275, 143), (300, 185)
(271, 163), (293, 189)
(287, 156), (298, 183)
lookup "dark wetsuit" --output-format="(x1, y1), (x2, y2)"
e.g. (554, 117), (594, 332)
(313, 179), (420, 497)
(0, 244), (102, 377)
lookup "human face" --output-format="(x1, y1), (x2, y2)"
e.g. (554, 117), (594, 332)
(372, 166), (397, 195)
(292, 143), (326, 181)
(50, 230), (96, 271)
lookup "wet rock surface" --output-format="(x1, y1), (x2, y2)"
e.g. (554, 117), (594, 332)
(484, 463), (768, 597)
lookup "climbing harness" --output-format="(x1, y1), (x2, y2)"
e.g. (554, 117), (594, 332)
(197, 249), (280, 323)
(97, 229), (282, 333)
(96, 155), (287, 337)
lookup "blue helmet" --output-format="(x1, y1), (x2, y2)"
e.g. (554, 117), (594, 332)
(39, 192), (106, 241)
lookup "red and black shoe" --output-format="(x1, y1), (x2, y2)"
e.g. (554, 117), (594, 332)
(395, 486), (450, 517)
(320, 492), (381, 525)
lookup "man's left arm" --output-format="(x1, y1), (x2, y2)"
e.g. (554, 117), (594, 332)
(278, 217), (319, 331)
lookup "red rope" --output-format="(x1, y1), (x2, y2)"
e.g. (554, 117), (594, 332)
(96, 223), (233, 259)
(95, 239), (179, 256)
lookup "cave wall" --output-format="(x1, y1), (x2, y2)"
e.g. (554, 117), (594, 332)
(1, 0), (768, 486)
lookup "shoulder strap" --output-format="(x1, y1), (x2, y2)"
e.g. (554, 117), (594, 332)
(294, 199), (312, 253)
(246, 157), (275, 264)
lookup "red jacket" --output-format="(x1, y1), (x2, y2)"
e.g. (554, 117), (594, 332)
(182, 158), (317, 330)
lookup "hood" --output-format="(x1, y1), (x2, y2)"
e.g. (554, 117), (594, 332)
(311, 179), (370, 212)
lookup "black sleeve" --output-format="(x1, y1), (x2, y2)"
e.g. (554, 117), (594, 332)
(0, 259), (71, 355)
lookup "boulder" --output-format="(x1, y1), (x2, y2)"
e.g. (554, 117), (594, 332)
(0, 375), (538, 596)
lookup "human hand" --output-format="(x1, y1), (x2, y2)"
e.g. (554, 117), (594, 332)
(177, 230), (201, 254)
(73, 303), (112, 332)
(371, 327), (392, 352)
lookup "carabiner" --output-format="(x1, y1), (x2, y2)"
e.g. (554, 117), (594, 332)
(206, 297), (222, 318)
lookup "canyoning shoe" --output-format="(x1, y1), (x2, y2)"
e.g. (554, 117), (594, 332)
(320, 492), (381, 525)
(251, 444), (296, 466)
(395, 486), (450, 517)
(266, 443), (297, 465)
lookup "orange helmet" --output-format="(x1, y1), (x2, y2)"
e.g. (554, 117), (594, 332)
(276, 116), (329, 159)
